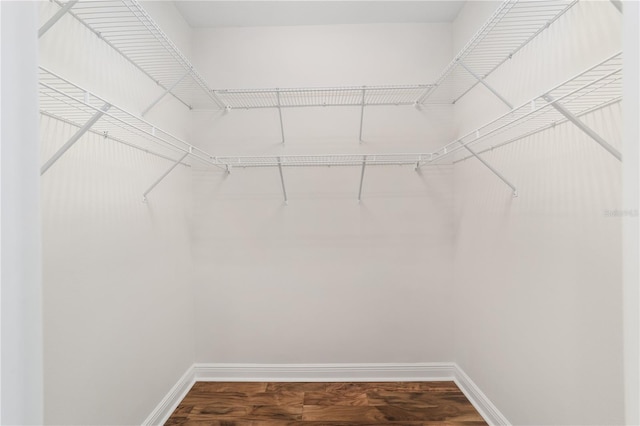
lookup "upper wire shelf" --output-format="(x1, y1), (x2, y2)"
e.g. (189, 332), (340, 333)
(48, 0), (223, 111)
(426, 52), (623, 164)
(215, 85), (434, 110)
(421, 0), (578, 105)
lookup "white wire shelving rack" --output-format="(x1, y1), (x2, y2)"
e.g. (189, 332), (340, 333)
(419, 52), (623, 196)
(419, 0), (578, 107)
(215, 84), (435, 143)
(39, 67), (226, 200)
(37, 0), (621, 202)
(39, 0), (224, 114)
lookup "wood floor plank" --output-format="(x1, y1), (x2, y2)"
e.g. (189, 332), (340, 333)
(182, 391), (304, 407)
(303, 390), (369, 406)
(301, 405), (387, 422)
(165, 381), (488, 425)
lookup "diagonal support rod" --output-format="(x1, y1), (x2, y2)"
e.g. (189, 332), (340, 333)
(358, 156), (367, 201)
(462, 142), (518, 197)
(277, 157), (288, 203)
(143, 151), (190, 201)
(543, 94), (622, 161)
(276, 90), (285, 144)
(41, 103), (110, 175)
(39, 0), (78, 38)
(142, 69), (192, 116)
(359, 87), (366, 142)
(458, 61), (513, 109)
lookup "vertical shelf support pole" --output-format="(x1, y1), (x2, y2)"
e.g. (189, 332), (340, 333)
(38, 0), (78, 38)
(277, 157), (288, 204)
(359, 87), (366, 142)
(276, 89), (285, 144)
(358, 155), (367, 202)
(141, 68), (192, 116)
(40, 103), (111, 175)
(458, 61), (513, 109)
(462, 143), (518, 197)
(543, 94), (622, 161)
(142, 150), (190, 202)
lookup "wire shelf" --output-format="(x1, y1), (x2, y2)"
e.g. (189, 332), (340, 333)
(215, 153), (431, 168)
(428, 52), (623, 163)
(214, 85), (434, 110)
(39, 67), (222, 169)
(50, 0), (223, 110)
(421, 0), (578, 105)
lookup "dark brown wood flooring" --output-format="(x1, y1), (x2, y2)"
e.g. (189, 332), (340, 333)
(166, 381), (487, 425)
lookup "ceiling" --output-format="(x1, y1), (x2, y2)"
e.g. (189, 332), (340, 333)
(173, 1), (467, 28)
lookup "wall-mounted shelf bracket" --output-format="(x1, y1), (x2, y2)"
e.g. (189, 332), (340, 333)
(142, 149), (190, 202)
(142, 68), (192, 116)
(458, 61), (514, 109)
(276, 90), (285, 143)
(359, 87), (366, 142)
(358, 155), (367, 202)
(542, 94), (622, 161)
(41, 102), (111, 175)
(38, 0), (78, 38)
(461, 142), (518, 197)
(277, 157), (288, 204)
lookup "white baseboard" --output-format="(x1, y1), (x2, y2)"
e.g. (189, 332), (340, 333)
(141, 366), (195, 426)
(193, 362), (455, 382)
(453, 364), (511, 426)
(143, 362), (509, 426)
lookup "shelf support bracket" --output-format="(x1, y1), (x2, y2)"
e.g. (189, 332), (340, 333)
(358, 155), (367, 202)
(142, 150), (190, 202)
(359, 87), (366, 142)
(543, 94), (622, 161)
(277, 157), (288, 204)
(461, 142), (518, 197)
(276, 90), (285, 144)
(141, 69), (192, 116)
(38, 0), (78, 38)
(458, 61), (513, 110)
(41, 102), (111, 175)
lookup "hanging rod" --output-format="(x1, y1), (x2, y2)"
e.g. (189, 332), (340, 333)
(45, 0), (224, 112)
(420, 0), (578, 105)
(427, 52), (622, 164)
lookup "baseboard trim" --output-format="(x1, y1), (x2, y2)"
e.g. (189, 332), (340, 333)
(453, 364), (511, 426)
(144, 362), (510, 426)
(193, 362), (455, 382)
(141, 366), (195, 426)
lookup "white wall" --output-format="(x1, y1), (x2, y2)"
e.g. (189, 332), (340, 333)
(189, 23), (457, 364)
(452, 1), (625, 424)
(1, 2), (43, 424)
(38, 2), (196, 424)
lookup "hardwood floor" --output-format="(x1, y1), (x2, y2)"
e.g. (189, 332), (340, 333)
(165, 381), (487, 425)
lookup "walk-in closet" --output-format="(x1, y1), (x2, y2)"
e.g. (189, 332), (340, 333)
(1, 0), (638, 424)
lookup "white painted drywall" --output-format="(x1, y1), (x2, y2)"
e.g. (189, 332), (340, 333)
(38, 2), (197, 424)
(188, 23), (457, 364)
(1, 2), (43, 424)
(452, 1), (625, 424)
(622, 2), (640, 423)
